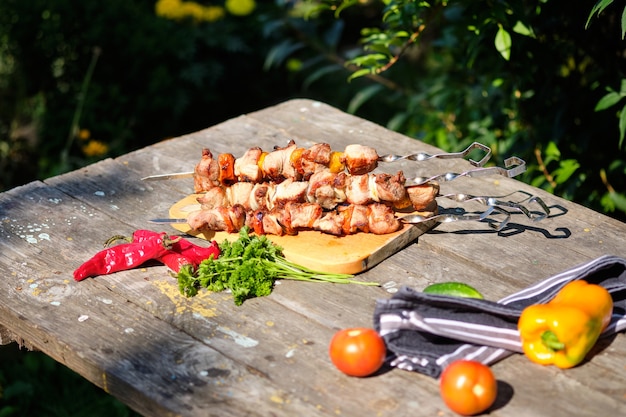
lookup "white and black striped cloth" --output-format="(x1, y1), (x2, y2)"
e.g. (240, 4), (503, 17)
(373, 255), (626, 378)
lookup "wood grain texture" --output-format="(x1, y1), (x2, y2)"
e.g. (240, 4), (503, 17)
(0, 99), (625, 417)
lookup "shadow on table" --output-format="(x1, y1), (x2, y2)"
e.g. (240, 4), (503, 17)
(491, 379), (515, 412)
(426, 203), (571, 239)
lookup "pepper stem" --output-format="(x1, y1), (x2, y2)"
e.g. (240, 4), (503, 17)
(104, 235), (132, 247)
(541, 330), (565, 351)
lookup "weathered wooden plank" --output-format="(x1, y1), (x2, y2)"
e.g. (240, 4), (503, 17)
(114, 99), (626, 415)
(0, 182), (331, 416)
(1, 99), (625, 416)
(0, 181), (455, 417)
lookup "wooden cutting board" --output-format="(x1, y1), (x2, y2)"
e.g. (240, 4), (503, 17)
(168, 194), (437, 274)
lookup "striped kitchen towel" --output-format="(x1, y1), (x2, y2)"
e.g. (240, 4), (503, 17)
(373, 254), (626, 378)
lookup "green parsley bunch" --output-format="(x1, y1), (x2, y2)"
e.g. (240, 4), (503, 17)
(177, 226), (379, 305)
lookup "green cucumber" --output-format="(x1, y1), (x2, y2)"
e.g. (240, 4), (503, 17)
(422, 282), (484, 299)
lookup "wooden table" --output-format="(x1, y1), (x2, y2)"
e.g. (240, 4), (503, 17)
(1, 99), (624, 416)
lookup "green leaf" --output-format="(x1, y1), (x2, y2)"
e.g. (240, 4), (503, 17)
(609, 190), (626, 212)
(302, 64), (342, 90)
(586, 0), (615, 29)
(263, 40), (305, 71)
(553, 159), (581, 184)
(544, 141), (561, 165)
(619, 105), (626, 148)
(495, 26), (512, 61)
(622, 5), (626, 39)
(347, 84), (385, 114)
(335, 0), (359, 18)
(348, 53), (388, 67)
(293, 1), (332, 19)
(603, 188), (626, 213)
(512, 21), (535, 38)
(347, 68), (373, 81)
(595, 91), (623, 111)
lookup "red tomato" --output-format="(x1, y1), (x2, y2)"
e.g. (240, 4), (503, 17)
(328, 327), (386, 377)
(439, 360), (498, 416)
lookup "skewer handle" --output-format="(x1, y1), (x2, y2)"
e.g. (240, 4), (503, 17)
(378, 142), (492, 167)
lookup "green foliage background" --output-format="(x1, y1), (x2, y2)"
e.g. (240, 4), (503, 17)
(2, 0), (625, 218)
(1, 0), (625, 414)
(0, 344), (139, 416)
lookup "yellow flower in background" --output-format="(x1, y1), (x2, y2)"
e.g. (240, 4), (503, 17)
(181, 2), (203, 21)
(202, 5), (226, 22)
(77, 129), (91, 141)
(155, 0), (225, 23)
(225, 0), (256, 16)
(82, 140), (109, 157)
(155, 0), (182, 19)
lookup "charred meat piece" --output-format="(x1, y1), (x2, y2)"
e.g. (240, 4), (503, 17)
(246, 209), (285, 236)
(373, 171), (412, 210)
(314, 210), (345, 236)
(366, 203), (402, 235)
(300, 143), (332, 179)
(345, 174), (371, 205)
(187, 205), (246, 233)
(306, 171), (348, 210)
(287, 201), (323, 230)
(234, 147), (263, 183)
(194, 149), (220, 192)
(262, 140), (298, 182)
(250, 183), (274, 211)
(197, 187), (228, 210)
(272, 179), (309, 208)
(343, 144), (379, 175)
(338, 204), (370, 235)
(406, 182), (440, 211)
(226, 182), (255, 209)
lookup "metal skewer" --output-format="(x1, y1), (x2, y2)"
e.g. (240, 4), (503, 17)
(141, 171), (194, 181)
(406, 156), (526, 187)
(401, 206), (511, 231)
(141, 142), (493, 181)
(440, 192), (550, 221)
(151, 206), (512, 231)
(149, 191), (548, 231)
(378, 142), (491, 167)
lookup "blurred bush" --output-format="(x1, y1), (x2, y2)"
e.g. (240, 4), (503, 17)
(0, 0), (295, 185)
(0, 343), (140, 416)
(264, 0), (626, 220)
(3, 0), (625, 220)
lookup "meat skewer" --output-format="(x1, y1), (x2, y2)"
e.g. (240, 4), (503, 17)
(186, 202), (404, 236)
(195, 170), (440, 213)
(194, 141), (496, 192)
(193, 141), (380, 192)
(141, 141), (492, 184)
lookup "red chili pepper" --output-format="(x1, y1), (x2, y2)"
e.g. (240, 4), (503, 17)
(131, 230), (220, 272)
(171, 237), (220, 266)
(73, 234), (173, 281)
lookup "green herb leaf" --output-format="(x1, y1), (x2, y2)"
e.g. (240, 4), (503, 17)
(176, 226), (379, 305)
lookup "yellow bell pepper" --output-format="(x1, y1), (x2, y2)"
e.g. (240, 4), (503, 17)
(517, 280), (613, 369)
(328, 151), (345, 173)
